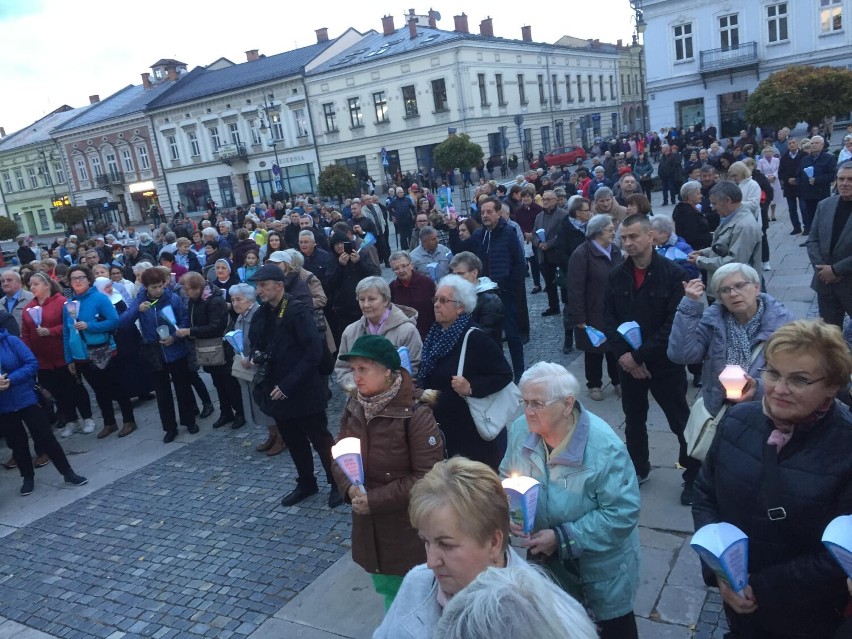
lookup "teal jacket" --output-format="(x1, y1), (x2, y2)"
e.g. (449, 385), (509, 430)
(500, 403), (641, 621)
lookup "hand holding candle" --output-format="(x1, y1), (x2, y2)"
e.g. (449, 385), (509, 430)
(719, 365), (748, 399)
(65, 300), (79, 320)
(502, 474), (541, 535)
(26, 306), (42, 327)
(332, 437), (366, 494)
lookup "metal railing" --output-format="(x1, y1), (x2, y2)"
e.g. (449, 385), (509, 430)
(700, 41), (758, 73)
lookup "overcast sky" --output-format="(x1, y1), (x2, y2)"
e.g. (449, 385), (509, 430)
(0, 0), (635, 135)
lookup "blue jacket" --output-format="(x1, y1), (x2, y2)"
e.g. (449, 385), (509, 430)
(0, 330), (39, 414)
(798, 150), (837, 201)
(62, 287), (119, 363)
(500, 404), (641, 621)
(120, 287), (190, 363)
(449, 217), (524, 290)
(656, 233), (699, 279)
(667, 293), (795, 414)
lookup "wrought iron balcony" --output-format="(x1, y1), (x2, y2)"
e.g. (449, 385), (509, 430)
(699, 41), (759, 87)
(96, 172), (124, 189)
(218, 142), (248, 165)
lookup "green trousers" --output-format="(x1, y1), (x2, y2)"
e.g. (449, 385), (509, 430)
(371, 573), (404, 611)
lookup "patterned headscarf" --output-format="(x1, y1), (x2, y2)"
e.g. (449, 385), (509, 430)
(417, 313), (472, 387)
(724, 297), (765, 369)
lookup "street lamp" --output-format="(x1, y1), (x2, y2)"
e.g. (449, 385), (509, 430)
(630, 2), (649, 135)
(257, 98), (283, 196)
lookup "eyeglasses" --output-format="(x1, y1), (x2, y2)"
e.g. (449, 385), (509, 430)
(522, 398), (563, 412)
(70, 275), (89, 282)
(432, 296), (458, 305)
(716, 281), (753, 297)
(759, 368), (825, 390)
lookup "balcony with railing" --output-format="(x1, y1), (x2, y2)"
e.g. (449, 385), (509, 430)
(699, 41), (759, 86)
(96, 172), (124, 190)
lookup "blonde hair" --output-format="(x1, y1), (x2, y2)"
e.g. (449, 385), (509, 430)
(409, 458), (509, 551)
(765, 320), (852, 389)
(727, 161), (752, 180)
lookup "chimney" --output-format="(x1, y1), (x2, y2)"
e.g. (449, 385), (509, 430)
(166, 65), (178, 81)
(315, 27), (329, 42)
(89, 95), (100, 104)
(141, 72), (152, 89)
(428, 8), (438, 28)
(521, 25), (532, 42)
(408, 17), (417, 39)
(0, 127), (5, 138)
(617, 38), (623, 47)
(245, 49), (259, 62)
(479, 17), (493, 37)
(381, 15), (395, 36)
(453, 13), (469, 33)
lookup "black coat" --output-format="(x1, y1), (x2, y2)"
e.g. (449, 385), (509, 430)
(779, 151), (804, 199)
(249, 294), (324, 419)
(672, 202), (712, 250)
(187, 288), (231, 375)
(693, 401), (852, 638)
(472, 289), (504, 345)
(603, 251), (689, 367)
(565, 240), (623, 351)
(327, 253), (380, 324)
(553, 218), (587, 268)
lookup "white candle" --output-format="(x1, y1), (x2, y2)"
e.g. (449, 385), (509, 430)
(719, 365), (748, 399)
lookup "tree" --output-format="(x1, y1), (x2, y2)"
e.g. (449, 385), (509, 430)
(432, 133), (484, 173)
(745, 65), (852, 129)
(0, 215), (19, 241)
(317, 164), (358, 202)
(53, 206), (88, 228)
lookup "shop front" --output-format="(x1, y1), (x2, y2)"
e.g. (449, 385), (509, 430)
(129, 180), (160, 221)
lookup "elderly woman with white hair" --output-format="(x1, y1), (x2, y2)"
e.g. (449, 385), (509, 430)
(500, 362), (641, 639)
(591, 187), (627, 223)
(417, 275), (514, 470)
(334, 276), (421, 388)
(727, 161), (761, 221)
(672, 181), (712, 252)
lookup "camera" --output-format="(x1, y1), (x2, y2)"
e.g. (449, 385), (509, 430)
(343, 241), (354, 254)
(252, 350), (273, 385)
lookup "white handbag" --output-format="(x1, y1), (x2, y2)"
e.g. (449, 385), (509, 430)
(457, 328), (524, 441)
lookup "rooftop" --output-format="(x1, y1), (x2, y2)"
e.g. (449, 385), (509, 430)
(0, 105), (90, 150)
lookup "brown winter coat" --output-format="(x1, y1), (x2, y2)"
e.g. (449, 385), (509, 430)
(565, 239), (623, 353)
(332, 371), (444, 577)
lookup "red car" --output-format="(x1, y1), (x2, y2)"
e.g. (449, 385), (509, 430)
(530, 146), (587, 169)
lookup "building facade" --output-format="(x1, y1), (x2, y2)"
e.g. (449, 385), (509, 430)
(306, 12), (620, 188)
(642, 0), (852, 137)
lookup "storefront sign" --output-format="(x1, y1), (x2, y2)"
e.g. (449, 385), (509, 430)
(129, 180), (156, 193)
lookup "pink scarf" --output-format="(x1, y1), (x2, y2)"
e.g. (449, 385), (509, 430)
(762, 396), (833, 452)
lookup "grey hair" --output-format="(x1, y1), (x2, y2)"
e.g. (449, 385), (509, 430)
(164, 231), (177, 243)
(449, 251), (482, 273)
(709, 262), (761, 295)
(518, 361), (580, 400)
(419, 225), (438, 240)
(727, 161), (752, 180)
(228, 283), (257, 302)
(284, 249), (304, 268)
(218, 220), (232, 230)
(844, 134), (852, 144)
(593, 187), (613, 201)
(389, 250), (411, 265)
(355, 276), (391, 302)
(132, 261), (153, 275)
(298, 229), (315, 240)
(436, 565), (598, 639)
(680, 181), (702, 201)
(202, 227), (218, 240)
(585, 214), (614, 239)
(709, 181), (743, 203)
(436, 274), (478, 314)
(138, 232), (152, 243)
(650, 215), (675, 236)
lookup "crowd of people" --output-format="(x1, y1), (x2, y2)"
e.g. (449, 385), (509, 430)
(2, 122), (851, 638)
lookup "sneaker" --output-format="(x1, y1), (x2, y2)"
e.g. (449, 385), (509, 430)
(64, 472), (88, 487)
(60, 421), (79, 438)
(541, 308), (560, 317)
(789, 229), (801, 235)
(637, 471), (650, 485)
(588, 388), (604, 401)
(81, 418), (96, 434)
(680, 481), (698, 506)
(20, 477), (34, 496)
(762, 262), (772, 271)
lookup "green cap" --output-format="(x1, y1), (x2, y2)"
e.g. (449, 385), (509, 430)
(339, 334), (401, 370)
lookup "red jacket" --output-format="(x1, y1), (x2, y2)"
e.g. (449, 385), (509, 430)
(20, 292), (68, 369)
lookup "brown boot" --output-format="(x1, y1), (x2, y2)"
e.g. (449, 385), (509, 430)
(3, 455), (17, 470)
(266, 428), (286, 456)
(256, 424), (277, 452)
(97, 424), (118, 439)
(118, 422), (137, 438)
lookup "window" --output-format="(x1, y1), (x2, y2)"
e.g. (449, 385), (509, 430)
(767, 3), (789, 42)
(537, 74), (546, 103)
(433, 79), (449, 111)
(294, 108), (309, 136)
(588, 75), (595, 102)
(41, 165), (52, 186)
(323, 103), (338, 131)
(2, 172), (12, 192)
(555, 121), (564, 147)
(477, 74), (488, 106)
(348, 97), (363, 127)
(495, 74), (505, 105)
(28, 167), (38, 189)
(270, 113), (284, 141)
(248, 120), (261, 145)
(540, 126), (551, 153)
(517, 74), (527, 104)
(372, 93), (388, 123)
(820, 0), (842, 33)
(402, 85), (419, 117)
(209, 126), (221, 150)
(720, 14), (739, 50)
(75, 160), (88, 182)
(599, 75), (605, 101)
(188, 131), (201, 156)
(565, 75), (573, 102)
(228, 122), (241, 145)
(137, 145), (150, 170)
(90, 156), (103, 177)
(54, 162), (65, 184)
(106, 153), (119, 179)
(121, 148), (134, 172)
(609, 76), (616, 100)
(167, 136), (179, 161)
(635, 75), (640, 97)
(38, 209), (49, 231)
(628, 74), (633, 95)
(552, 74), (560, 103)
(674, 23), (694, 60)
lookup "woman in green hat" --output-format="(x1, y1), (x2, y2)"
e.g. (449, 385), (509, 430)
(332, 334), (444, 610)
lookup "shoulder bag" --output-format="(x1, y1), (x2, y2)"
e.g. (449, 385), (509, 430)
(685, 344), (765, 461)
(457, 328), (524, 441)
(195, 337), (226, 367)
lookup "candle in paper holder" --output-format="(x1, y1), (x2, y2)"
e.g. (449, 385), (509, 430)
(332, 437), (366, 494)
(690, 522), (749, 596)
(502, 475), (541, 535)
(26, 306), (43, 327)
(65, 300), (79, 319)
(719, 365), (747, 399)
(585, 326), (607, 348)
(617, 321), (642, 349)
(224, 330), (244, 356)
(822, 515), (852, 579)
(159, 305), (177, 327)
(156, 325), (170, 341)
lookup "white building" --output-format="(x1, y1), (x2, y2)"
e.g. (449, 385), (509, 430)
(641, 0), (852, 137)
(306, 11), (621, 187)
